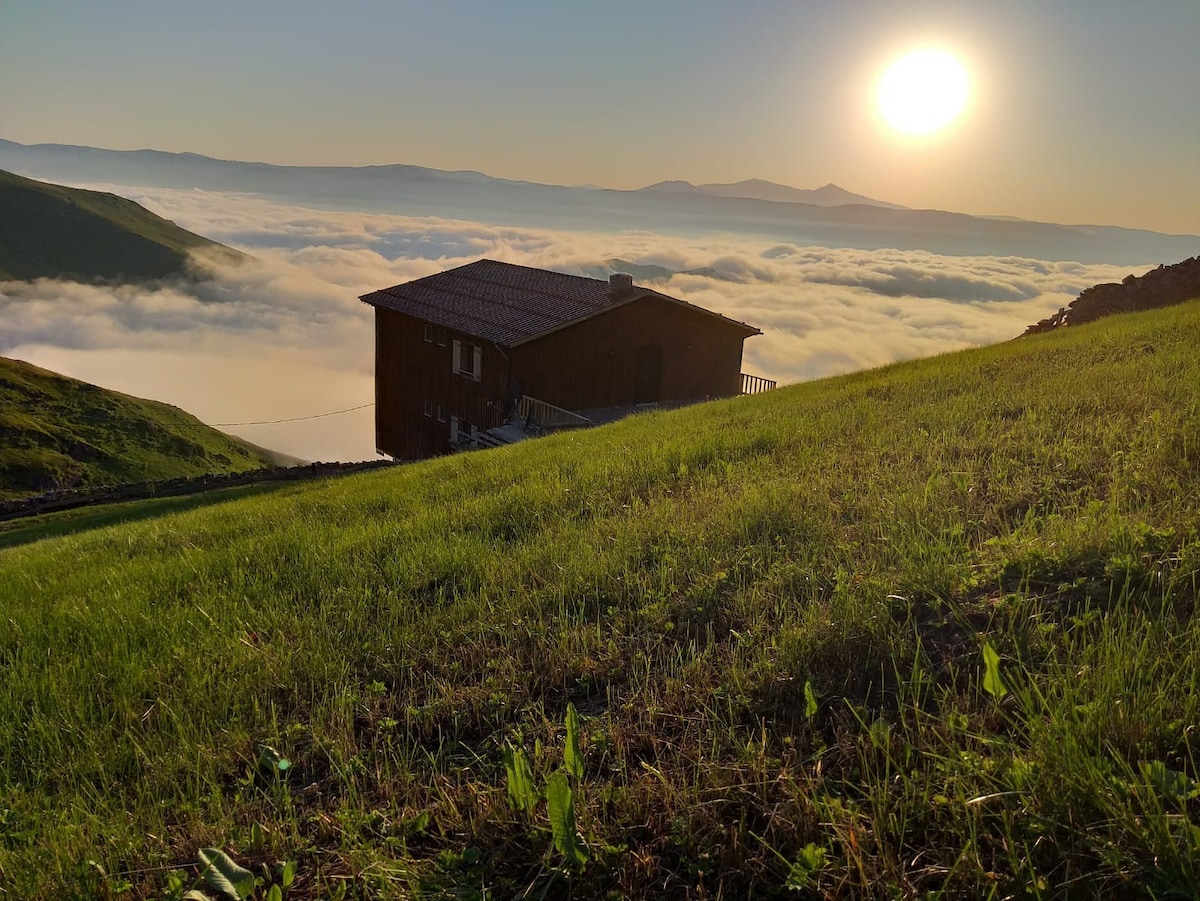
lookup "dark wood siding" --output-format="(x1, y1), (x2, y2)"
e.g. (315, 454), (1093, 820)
(374, 308), (509, 460)
(510, 296), (746, 412)
(374, 295), (750, 461)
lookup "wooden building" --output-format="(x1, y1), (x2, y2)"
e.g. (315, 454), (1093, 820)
(360, 259), (770, 461)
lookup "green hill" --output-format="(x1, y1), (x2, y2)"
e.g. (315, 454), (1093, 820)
(0, 168), (243, 282)
(0, 356), (276, 498)
(3, 302), (1200, 898)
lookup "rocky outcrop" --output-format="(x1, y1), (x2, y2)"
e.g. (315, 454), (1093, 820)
(1024, 255), (1200, 335)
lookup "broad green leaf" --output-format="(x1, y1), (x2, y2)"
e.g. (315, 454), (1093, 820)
(405, 811), (431, 835)
(280, 859), (297, 889)
(786, 842), (828, 891)
(183, 891), (214, 901)
(266, 885), (283, 901)
(982, 642), (1007, 699)
(546, 771), (589, 867)
(564, 703), (584, 779)
(197, 847), (255, 900)
(1140, 760), (1199, 801)
(803, 680), (818, 719)
(503, 743), (539, 812)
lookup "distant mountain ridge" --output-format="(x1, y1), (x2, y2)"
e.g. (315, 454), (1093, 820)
(1, 138), (1197, 266)
(0, 356), (278, 498)
(0, 168), (244, 283)
(639, 178), (906, 209)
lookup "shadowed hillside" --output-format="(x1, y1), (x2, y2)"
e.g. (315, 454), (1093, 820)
(0, 168), (243, 282)
(0, 356), (277, 498)
(2, 302), (1200, 898)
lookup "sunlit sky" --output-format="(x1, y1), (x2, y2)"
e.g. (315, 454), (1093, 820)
(2, 0), (1198, 235)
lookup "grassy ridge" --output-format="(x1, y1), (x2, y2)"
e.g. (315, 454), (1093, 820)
(0, 356), (277, 498)
(0, 168), (242, 282)
(2, 302), (1200, 898)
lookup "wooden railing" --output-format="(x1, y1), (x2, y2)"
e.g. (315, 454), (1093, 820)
(741, 372), (777, 395)
(515, 395), (591, 431)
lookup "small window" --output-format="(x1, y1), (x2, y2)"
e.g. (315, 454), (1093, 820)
(437, 405), (446, 423)
(423, 324), (433, 343)
(423, 399), (432, 418)
(452, 339), (482, 381)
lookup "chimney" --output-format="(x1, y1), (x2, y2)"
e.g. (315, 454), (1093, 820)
(609, 272), (634, 298)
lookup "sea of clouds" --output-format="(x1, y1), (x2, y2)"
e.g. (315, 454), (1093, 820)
(0, 185), (1139, 461)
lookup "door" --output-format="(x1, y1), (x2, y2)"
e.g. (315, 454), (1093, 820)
(634, 345), (662, 405)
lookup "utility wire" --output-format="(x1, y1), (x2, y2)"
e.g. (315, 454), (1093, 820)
(211, 403), (374, 427)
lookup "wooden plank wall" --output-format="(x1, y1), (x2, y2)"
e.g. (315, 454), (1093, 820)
(512, 297), (747, 413)
(374, 308), (509, 460)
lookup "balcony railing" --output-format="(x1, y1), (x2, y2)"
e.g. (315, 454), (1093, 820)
(514, 395), (592, 432)
(741, 372), (777, 395)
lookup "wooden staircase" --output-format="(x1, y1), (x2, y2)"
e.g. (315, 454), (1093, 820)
(457, 396), (592, 452)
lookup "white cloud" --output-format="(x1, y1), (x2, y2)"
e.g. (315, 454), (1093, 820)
(0, 185), (1142, 460)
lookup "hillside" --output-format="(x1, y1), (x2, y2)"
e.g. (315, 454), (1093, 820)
(0, 356), (277, 498)
(3, 301), (1200, 898)
(0, 168), (243, 282)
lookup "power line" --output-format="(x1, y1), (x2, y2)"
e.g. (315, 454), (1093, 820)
(211, 403), (374, 427)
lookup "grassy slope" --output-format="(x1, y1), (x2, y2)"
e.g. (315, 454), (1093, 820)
(2, 302), (1200, 899)
(0, 356), (276, 498)
(0, 168), (242, 282)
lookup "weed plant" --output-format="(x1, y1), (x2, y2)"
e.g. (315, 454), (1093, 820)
(2, 302), (1199, 898)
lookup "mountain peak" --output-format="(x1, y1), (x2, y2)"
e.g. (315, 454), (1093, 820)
(636, 176), (906, 209)
(642, 180), (697, 192)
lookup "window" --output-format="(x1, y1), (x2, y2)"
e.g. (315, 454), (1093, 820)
(437, 405), (446, 423)
(452, 339), (482, 382)
(423, 399), (432, 418)
(423, 323), (433, 343)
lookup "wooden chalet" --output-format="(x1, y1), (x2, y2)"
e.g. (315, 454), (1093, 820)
(359, 259), (773, 460)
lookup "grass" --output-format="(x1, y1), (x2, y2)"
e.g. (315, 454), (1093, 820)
(2, 301), (1199, 898)
(0, 168), (243, 282)
(0, 482), (293, 550)
(0, 356), (277, 499)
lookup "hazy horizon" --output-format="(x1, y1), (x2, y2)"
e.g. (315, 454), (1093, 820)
(2, 1), (1198, 235)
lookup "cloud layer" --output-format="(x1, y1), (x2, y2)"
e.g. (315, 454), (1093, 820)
(0, 185), (1140, 460)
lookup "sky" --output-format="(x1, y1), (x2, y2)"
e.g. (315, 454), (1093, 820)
(2, 0), (1199, 235)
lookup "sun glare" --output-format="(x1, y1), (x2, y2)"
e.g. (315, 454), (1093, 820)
(877, 49), (969, 137)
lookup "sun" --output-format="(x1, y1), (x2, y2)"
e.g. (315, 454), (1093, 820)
(877, 49), (970, 137)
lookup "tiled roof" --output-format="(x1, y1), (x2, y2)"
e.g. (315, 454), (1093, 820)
(359, 259), (761, 347)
